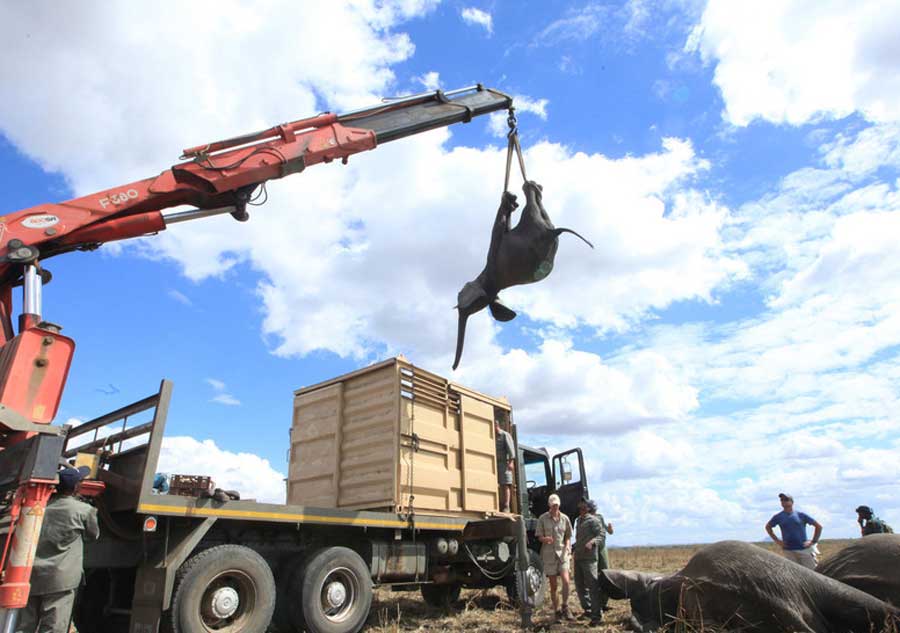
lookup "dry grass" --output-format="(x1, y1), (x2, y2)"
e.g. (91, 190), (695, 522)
(362, 539), (858, 633)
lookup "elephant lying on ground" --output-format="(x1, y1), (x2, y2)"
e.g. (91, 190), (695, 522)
(600, 540), (899, 632)
(818, 534), (900, 606)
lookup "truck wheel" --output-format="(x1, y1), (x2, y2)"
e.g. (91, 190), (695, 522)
(420, 583), (462, 608)
(505, 549), (546, 608)
(169, 544), (276, 633)
(293, 546), (373, 633)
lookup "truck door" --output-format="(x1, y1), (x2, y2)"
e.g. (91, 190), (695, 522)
(552, 449), (588, 525)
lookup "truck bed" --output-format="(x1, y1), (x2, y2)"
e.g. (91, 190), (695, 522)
(67, 379), (484, 535)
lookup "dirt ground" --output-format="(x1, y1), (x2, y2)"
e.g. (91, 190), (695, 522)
(361, 539), (856, 633)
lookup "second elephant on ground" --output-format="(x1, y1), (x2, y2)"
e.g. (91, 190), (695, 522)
(600, 540), (899, 633)
(818, 533), (900, 606)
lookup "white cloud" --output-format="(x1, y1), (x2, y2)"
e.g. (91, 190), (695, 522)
(167, 289), (193, 306)
(414, 71), (441, 91)
(488, 94), (549, 137)
(535, 4), (607, 46)
(687, 0), (900, 125)
(158, 436), (286, 503)
(0, 2), (427, 193)
(206, 378), (240, 406)
(211, 393), (241, 407)
(460, 7), (493, 34)
(456, 338), (698, 436)
(821, 123), (900, 175)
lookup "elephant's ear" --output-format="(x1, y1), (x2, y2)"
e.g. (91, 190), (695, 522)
(457, 281), (487, 311)
(489, 299), (517, 322)
(599, 570), (659, 600)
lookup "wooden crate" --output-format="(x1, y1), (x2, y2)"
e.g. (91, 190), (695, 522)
(287, 357), (509, 517)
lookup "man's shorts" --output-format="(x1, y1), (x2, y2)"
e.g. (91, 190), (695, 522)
(542, 551), (571, 576)
(498, 465), (513, 485)
(781, 545), (818, 569)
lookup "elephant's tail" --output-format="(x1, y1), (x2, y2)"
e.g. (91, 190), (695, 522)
(555, 227), (594, 248)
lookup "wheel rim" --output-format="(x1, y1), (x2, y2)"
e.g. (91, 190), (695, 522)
(318, 566), (359, 623)
(199, 570), (257, 632)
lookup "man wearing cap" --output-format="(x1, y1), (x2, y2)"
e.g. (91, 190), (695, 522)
(856, 505), (893, 536)
(572, 499), (607, 625)
(494, 418), (515, 513)
(17, 466), (99, 633)
(765, 493), (822, 569)
(535, 493), (573, 621)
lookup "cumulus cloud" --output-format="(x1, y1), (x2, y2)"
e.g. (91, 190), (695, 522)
(456, 338), (698, 436)
(487, 94), (549, 137)
(0, 2), (426, 192)
(460, 7), (493, 34)
(158, 436), (286, 503)
(686, 0), (900, 125)
(414, 71), (441, 91)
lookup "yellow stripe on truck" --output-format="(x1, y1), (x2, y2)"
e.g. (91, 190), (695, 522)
(136, 503), (466, 531)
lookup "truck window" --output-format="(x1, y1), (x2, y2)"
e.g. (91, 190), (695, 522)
(554, 454), (581, 486)
(524, 460), (548, 488)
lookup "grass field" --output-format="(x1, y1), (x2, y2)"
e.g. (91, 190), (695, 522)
(362, 539), (857, 633)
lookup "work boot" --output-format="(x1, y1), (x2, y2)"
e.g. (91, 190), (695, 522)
(589, 615), (604, 627)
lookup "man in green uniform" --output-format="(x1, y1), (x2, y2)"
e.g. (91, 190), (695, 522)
(856, 505), (893, 536)
(573, 499), (606, 625)
(535, 493), (573, 622)
(17, 466), (99, 633)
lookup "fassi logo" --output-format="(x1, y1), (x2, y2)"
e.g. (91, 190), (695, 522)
(21, 214), (60, 229)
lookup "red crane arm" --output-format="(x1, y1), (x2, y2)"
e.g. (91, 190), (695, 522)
(0, 113), (372, 273)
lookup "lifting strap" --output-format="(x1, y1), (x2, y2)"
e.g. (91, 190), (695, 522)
(503, 107), (529, 230)
(504, 108), (528, 192)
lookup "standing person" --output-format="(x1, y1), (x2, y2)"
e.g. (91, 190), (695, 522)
(572, 499), (606, 625)
(856, 505), (893, 536)
(535, 494), (573, 622)
(17, 466), (99, 633)
(764, 492), (822, 569)
(494, 418), (515, 513)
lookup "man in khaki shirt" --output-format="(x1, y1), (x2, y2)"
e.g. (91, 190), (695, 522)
(535, 494), (573, 621)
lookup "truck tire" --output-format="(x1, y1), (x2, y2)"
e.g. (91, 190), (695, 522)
(420, 583), (462, 608)
(292, 546), (373, 633)
(169, 544), (276, 633)
(505, 549), (546, 608)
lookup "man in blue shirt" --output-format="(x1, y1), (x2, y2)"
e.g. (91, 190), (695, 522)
(765, 492), (823, 569)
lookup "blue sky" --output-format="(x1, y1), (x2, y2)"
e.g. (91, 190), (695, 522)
(2, 0), (899, 546)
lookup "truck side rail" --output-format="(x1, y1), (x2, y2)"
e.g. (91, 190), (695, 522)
(64, 379), (172, 512)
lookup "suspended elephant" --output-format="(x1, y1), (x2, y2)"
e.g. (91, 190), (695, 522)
(453, 181), (592, 369)
(600, 540), (899, 633)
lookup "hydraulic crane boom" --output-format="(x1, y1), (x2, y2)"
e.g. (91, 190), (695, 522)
(0, 84), (512, 616)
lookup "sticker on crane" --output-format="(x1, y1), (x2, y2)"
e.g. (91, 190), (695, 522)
(21, 214), (60, 229)
(7, 505), (44, 567)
